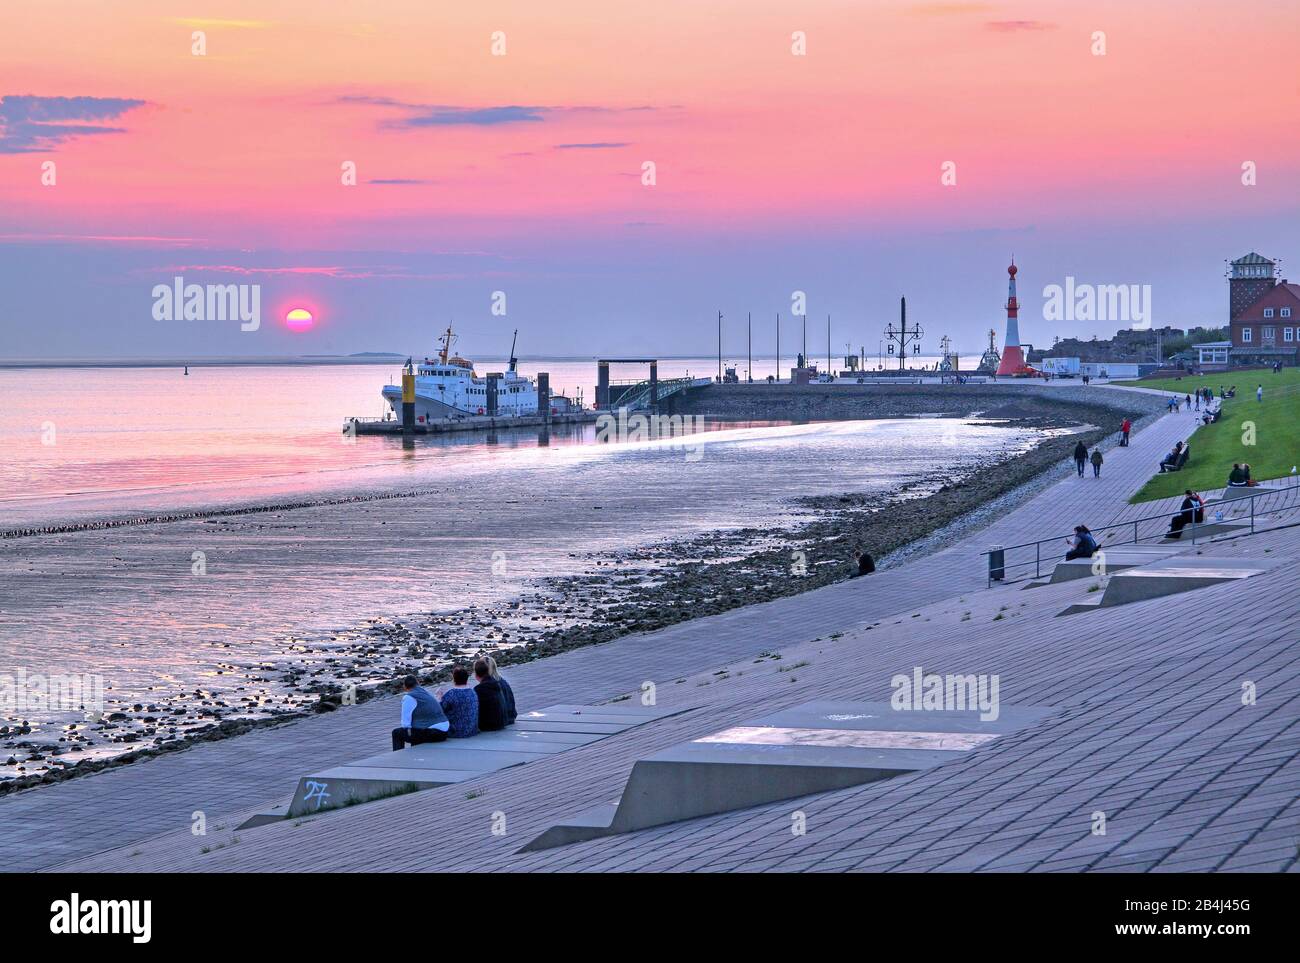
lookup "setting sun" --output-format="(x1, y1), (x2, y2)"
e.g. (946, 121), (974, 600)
(285, 307), (314, 331)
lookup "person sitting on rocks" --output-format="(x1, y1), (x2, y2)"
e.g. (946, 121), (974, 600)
(1158, 441), (1184, 473)
(437, 666), (479, 738)
(473, 658), (507, 732)
(392, 674), (450, 751)
(481, 655), (517, 726)
(1064, 526), (1098, 561)
(850, 548), (875, 578)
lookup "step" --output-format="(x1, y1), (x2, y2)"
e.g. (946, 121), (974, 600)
(521, 700), (1056, 852)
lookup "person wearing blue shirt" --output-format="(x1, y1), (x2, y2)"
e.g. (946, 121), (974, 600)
(438, 666), (479, 738)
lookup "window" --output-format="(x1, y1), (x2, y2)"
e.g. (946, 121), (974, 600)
(1263, 308), (1274, 318)
(1285, 328), (1295, 343)
(1283, 308), (1292, 318)
(1242, 327), (1252, 343)
(1264, 326), (1275, 341)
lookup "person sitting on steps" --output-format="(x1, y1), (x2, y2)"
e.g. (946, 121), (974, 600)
(480, 655), (517, 726)
(437, 666), (479, 739)
(473, 658), (508, 732)
(1167, 490), (1205, 539)
(1064, 525), (1098, 561)
(391, 674), (451, 750)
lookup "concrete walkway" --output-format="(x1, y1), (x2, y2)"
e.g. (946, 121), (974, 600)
(0, 392), (1209, 871)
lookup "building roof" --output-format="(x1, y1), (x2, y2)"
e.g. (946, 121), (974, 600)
(1231, 251), (1277, 265)
(1230, 345), (1298, 356)
(1235, 282), (1300, 320)
(1196, 341), (1232, 349)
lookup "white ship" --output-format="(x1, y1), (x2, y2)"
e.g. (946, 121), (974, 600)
(381, 327), (539, 422)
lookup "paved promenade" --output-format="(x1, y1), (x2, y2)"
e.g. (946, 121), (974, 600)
(4, 388), (1292, 872)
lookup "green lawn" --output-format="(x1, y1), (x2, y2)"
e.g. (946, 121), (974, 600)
(1114, 368), (1300, 503)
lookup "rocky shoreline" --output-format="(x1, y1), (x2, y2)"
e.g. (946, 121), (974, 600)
(0, 393), (1153, 796)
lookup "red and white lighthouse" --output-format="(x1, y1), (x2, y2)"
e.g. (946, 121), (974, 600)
(996, 259), (1035, 376)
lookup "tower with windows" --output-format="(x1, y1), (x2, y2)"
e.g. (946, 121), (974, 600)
(1228, 252), (1279, 321)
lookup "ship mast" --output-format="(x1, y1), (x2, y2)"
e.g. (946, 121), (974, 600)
(438, 326), (455, 364)
(508, 329), (518, 373)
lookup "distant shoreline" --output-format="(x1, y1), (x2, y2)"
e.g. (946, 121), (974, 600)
(0, 356), (408, 369)
(0, 353), (983, 370)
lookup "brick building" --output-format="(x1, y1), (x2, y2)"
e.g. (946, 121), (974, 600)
(1227, 252), (1300, 366)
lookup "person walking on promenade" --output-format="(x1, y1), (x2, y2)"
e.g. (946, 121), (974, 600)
(1120, 417), (1132, 446)
(1090, 447), (1104, 477)
(1185, 393), (1192, 409)
(1257, 384), (1263, 403)
(1073, 440), (1088, 477)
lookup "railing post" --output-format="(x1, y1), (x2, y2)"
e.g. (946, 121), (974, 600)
(1035, 542), (1040, 579)
(1251, 493), (1256, 534)
(1134, 519), (1139, 545)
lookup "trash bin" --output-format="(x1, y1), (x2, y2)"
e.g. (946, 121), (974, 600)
(988, 544), (1005, 582)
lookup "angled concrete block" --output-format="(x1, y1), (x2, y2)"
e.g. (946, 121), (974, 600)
(1099, 557), (1267, 607)
(1049, 545), (1185, 583)
(522, 701), (1055, 852)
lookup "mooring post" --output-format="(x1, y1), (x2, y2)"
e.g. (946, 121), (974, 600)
(401, 366), (416, 435)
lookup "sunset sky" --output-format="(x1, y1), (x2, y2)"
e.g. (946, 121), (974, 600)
(2, 0), (1298, 359)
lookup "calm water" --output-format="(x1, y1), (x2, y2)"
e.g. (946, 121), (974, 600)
(0, 361), (1032, 757)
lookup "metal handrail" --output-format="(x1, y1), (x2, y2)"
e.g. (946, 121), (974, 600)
(983, 480), (1300, 586)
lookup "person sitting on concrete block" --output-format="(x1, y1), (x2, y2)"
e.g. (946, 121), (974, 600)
(1064, 526), (1098, 561)
(1167, 490), (1205, 539)
(438, 666), (479, 738)
(392, 674), (450, 751)
(481, 655), (517, 726)
(1226, 463), (1249, 487)
(473, 659), (507, 732)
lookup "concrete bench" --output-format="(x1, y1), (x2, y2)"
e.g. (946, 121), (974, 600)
(239, 702), (690, 826)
